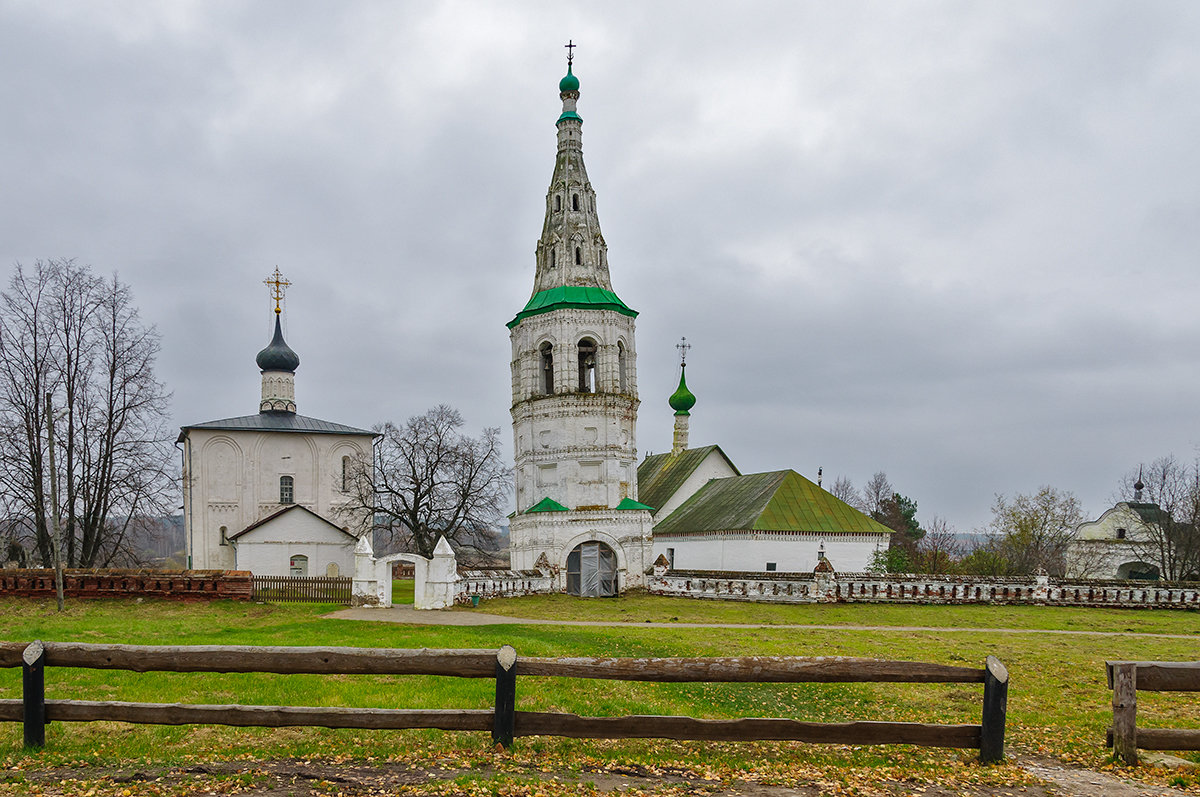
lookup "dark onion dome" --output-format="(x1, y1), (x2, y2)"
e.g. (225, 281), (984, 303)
(669, 364), (696, 416)
(559, 64), (579, 93)
(256, 314), (300, 372)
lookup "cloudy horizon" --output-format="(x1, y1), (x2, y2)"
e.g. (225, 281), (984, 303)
(3, 1), (1199, 535)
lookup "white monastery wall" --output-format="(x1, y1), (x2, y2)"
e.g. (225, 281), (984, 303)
(653, 533), (883, 573)
(234, 510), (355, 577)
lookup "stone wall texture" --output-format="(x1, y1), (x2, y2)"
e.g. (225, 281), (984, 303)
(0, 568), (253, 601)
(648, 568), (1200, 609)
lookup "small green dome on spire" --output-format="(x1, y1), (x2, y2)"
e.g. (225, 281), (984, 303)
(669, 364), (696, 416)
(559, 64), (579, 93)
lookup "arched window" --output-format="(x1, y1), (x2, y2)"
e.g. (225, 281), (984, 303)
(219, 526), (228, 546)
(617, 341), (628, 394)
(577, 338), (596, 393)
(289, 554), (308, 577)
(575, 247), (582, 265)
(555, 195), (561, 211)
(280, 475), (294, 504)
(341, 456), (351, 492)
(540, 342), (554, 394)
(572, 193), (579, 211)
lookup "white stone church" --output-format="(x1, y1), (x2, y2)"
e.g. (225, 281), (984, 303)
(507, 58), (891, 596)
(179, 283), (375, 577)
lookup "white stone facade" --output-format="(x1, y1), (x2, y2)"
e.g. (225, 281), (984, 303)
(507, 64), (652, 593)
(1067, 502), (1162, 579)
(653, 531), (883, 574)
(181, 426), (372, 572)
(231, 505), (358, 577)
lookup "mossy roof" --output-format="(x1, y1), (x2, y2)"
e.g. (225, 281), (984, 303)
(636, 445), (739, 513)
(507, 286), (637, 329)
(653, 469), (893, 537)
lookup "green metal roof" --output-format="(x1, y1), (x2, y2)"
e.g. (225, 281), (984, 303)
(557, 111), (582, 123)
(615, 497), (654, 511)
(637, 445), (740, 514)
(1127, 502), (1166, 525)
(559, 65), (580, 93)
(507, 286), (638, 328)
(525, 496), (568, 513)
(653, 469), (893, 537)
(668, 364), (696, 416)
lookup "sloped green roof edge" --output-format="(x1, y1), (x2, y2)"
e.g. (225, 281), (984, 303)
(637, 445), (740, 515)
(615, 497), (655, 511)
(653, 469), (892, 537)
(507, 286), (638, 329)
(525, 496), (569, 513)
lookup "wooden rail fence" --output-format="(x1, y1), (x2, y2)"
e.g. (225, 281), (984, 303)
(0, 641), (1008, 762)
(251, 575), (351, 604)
(1107, 660), (1200, 764)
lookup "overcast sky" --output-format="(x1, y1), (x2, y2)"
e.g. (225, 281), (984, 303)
(2, 1), (1198, 533)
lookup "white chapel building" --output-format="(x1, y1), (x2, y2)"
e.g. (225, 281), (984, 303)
(179, 284), (375, 577)
(506, 57), (889, 596)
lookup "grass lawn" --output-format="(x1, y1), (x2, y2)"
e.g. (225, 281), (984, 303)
(0, 595), (1197, 795)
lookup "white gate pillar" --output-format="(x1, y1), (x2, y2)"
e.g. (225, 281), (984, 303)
(351, 536), (379, 607)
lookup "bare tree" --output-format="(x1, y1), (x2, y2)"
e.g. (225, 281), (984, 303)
(913, 516), (963, 574)
(983, 486), (1083, 576)
(0, 260), (174, 568)
(345, 405), (509, 560)
(828, 475), (865, 511)
(1116, 457), (1200, 581)
(862, 471), (893, 518)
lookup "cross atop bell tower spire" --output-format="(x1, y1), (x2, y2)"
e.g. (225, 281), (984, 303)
(264, 267), (291, 315)
(565, 39), (576, 66)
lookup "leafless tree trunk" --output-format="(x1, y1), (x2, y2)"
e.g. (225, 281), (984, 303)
(0, 260), (174, 568)
(344, 405), (509, 560)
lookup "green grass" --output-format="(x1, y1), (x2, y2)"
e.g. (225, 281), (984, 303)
(0, 595), (1197, 794)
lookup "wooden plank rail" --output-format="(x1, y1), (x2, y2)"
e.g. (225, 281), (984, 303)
(1106, 660), (1200, 764)
(1, 640), (1006, 761)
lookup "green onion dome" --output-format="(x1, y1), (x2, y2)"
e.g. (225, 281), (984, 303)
(559, 64), (579, 93)
(256, 314), (300, 372)
(669, 364), (696, 416)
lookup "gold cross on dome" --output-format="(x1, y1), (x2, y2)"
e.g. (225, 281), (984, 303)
(676, 336), (691, 366)
(264, 267), (291, 314)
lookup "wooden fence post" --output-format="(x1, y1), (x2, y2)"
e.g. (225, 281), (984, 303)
(979, 655), (1008, 764)
(493, 644), (517, 749)
(22, 640), (46, 749)
(1111, 661), (1137, 765)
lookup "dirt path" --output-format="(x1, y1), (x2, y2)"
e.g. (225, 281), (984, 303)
(1018, 756), (1185, 796)
(326, 606), (1199, 640)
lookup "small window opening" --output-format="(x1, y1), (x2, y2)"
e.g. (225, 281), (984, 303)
(766, 562), (777, 572)
(572, 194), (579, 211)
(575, 247), (582, 265)
(280, 475), (294, 504)
(550, 248), (556, 268)
(617, 341), (628, 393)
(577, 338), (597, 393)
(666, 548), (675, 568)
(555, 195), (561, 211)
(1116, 527), (1127, 539)
(540, 342), (554, 394)
(219, 526), (228, 546)
(341, 456), (351, 492)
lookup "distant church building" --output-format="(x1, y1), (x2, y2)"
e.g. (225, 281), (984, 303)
(506, 55), (655, 596)
(179, 272), (375, 577)
(507, 55), (888, 596)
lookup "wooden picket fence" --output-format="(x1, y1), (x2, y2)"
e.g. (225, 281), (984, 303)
(1107, 660), (1200, 764)
(0, 641), (1007, 762)
(251, 575), (351, 604)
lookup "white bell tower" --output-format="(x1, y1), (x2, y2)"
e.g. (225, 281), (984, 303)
(506, 45), (653, 595)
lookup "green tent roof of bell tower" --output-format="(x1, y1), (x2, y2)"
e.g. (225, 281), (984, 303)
(507, 285), (638, 329)
(669, 364), (696, 416)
